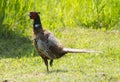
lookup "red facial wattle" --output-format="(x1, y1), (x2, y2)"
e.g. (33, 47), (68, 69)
(29, 12), (36, 19)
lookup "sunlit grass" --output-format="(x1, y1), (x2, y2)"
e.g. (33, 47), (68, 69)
(0, 28), (120, 81)
(0, 0), (120, 81)
(0, 0), (120, 36)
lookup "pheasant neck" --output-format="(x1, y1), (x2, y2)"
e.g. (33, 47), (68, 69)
(33, 16), (43, 34)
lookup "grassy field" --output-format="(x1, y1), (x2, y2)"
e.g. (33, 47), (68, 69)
(0, 0), (120, 82)
(0, 28), (120, 82)
(0, 0), (120, 34)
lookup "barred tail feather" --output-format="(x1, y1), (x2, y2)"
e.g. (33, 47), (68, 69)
(63, 48), (101, 53)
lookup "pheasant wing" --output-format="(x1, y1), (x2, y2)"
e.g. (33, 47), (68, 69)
(37, 39), (57, 59)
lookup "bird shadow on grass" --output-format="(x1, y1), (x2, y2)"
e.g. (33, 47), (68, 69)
(48, 69), (68, 73)
(0, 24), (37, 58)
(46, 69), (83, 74)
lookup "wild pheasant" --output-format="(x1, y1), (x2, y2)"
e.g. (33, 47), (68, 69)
(29, 12), (99, 72)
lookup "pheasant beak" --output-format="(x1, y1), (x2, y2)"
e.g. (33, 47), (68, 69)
(28, 12), (32, 19)
(28, 13), (30, 16)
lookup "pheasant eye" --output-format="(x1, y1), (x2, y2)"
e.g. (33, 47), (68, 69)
(29, 12), (36, 19)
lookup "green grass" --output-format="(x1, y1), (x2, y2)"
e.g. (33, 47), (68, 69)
(0, 0), (120, 35)
(0, 28), (120, 81)
(0, 0), (120, 81)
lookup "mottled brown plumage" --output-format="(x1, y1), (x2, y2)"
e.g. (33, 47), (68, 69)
(29, 12), (100, 72)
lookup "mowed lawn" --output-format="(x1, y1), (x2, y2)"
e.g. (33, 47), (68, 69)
(0, 27), (120, 82)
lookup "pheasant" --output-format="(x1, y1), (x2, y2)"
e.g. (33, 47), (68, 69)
(29, 12), (99, 72)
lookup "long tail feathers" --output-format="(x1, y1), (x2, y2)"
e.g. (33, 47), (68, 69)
(63, 48), (101, 53)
